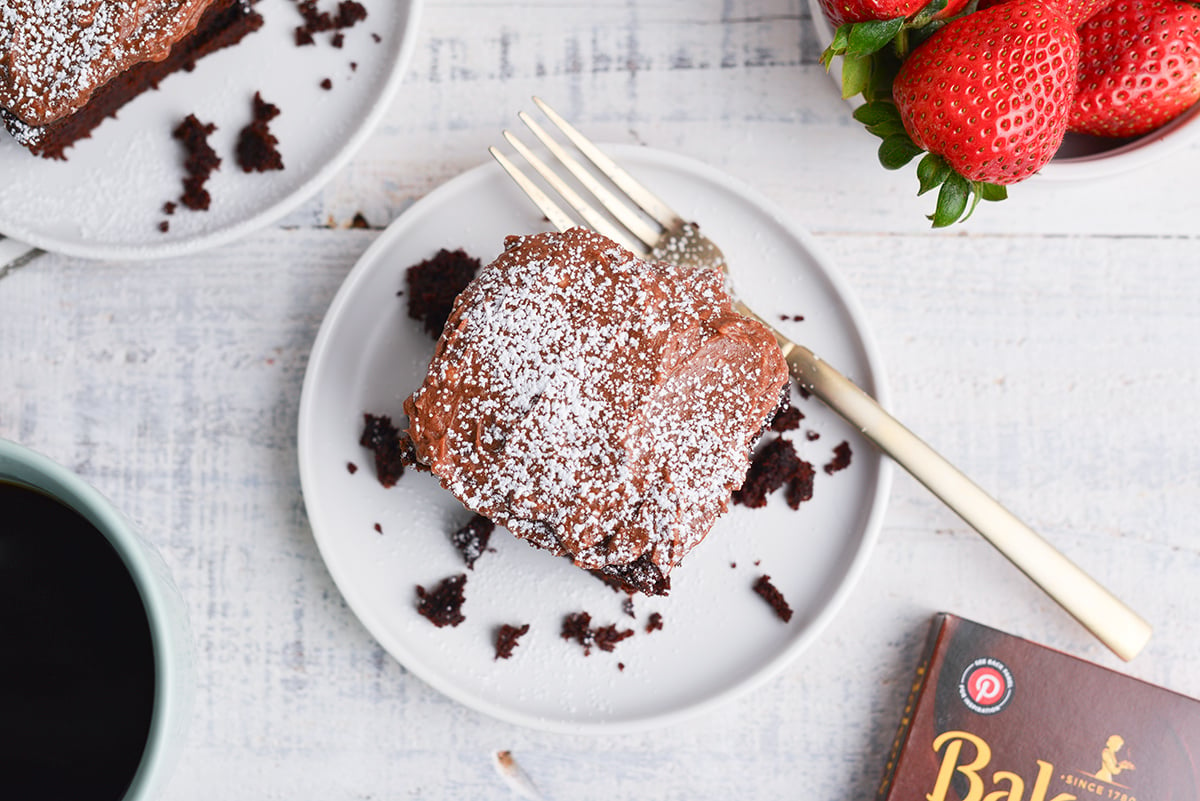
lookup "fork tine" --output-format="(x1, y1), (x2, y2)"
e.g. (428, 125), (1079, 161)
(532, 96), (686, 231)
(517, 111), (662, 250)
(501, 130), (644, 254)
(488, 146), (575, 234)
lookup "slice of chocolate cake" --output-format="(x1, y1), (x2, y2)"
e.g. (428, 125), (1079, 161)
(404, 228), (789, 595)
(0, 0), (218, 126)
(2, 0), (264, 159)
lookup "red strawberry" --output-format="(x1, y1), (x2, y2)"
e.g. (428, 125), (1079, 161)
(818, 0), (968, 29)
(891, 0), (1079, 185)
(1069, 0), (1200, 138)
(977, 0), (1115, 24)
(1056, 0), (1116, 23)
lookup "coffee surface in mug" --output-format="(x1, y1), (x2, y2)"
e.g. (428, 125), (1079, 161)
(0, 480), (156, 800)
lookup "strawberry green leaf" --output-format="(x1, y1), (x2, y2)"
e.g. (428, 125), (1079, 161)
(906, 0), (948, 28)
(819, 24), (853, 70)
(929, 173), (970, 227)
(961, 184), (985, 223)
(846, 17), (906, 56)
(979, 182), (1008, 202)
(867, 119), (907, 139)
(852, 101), (901, 127)
(865, 48), (902, 103)
(904, 19), (946, 51)
(916, 153), (951, 195)
(840, 54), (872, 99)
(878, 134), (924, 170)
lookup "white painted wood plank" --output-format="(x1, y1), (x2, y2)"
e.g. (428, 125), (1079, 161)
(2, 0), (1199, 796)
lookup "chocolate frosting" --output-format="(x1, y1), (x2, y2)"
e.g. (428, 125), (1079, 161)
(405, 229), (789, 593)
(0, 0), (217, 126)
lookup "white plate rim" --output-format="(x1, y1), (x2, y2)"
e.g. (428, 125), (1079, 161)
(297, 145), (895, 734)
(0, 0), (424, 262)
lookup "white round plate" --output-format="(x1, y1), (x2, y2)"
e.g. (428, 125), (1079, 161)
(297, 146), (893, 733)
(806, 0), (1200, 180)
(0, 0), (421, 260)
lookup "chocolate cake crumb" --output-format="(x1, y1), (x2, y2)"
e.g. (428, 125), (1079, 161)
(320, 77), (333, 90)
(645, 612), (663, 633)
(593, 624), (634, 652)
(173, 114), (220, 211)
(561, 612), (633, 655)
(331, 31), (344, 47)
(404, 248), (483, 339)
(163, 201), (177, 215)
(494, 623), (529, 660)
(350, 211), (370, 228)
(371, 32), (381, 43)
(806, 430), (820, 441)
(359, 413), (416, 488)
(373, 522), (382, 533)
(158, 220), (169, 233)
(346, 461), (358, 474)
(294, 1), (365, 47)
(235, 92), (284, 173)
(622, 597), (635, 618)
(785, 460), (816, 509)
(753, 575), (793, 622)
(824, 440), (853, 475)
(731, 562), (737, 568)
(618, 662), (625, 671)
(450, 514), (495, 570)
(295, 0), (332, 41)
(335, 0), (368, 27)
(350, 61), (358, 71)
(732, 437), (803, 508)
(561, 612), (594, 653)
(770, 406), (804, 432)
(415, 574), (467, 627)
(796, 385), (812, 400)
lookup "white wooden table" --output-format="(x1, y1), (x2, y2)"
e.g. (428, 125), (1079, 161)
(3, 0), (1198, 797)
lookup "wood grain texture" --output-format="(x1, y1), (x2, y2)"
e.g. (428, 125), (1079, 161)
(2, 0), (1199, 798)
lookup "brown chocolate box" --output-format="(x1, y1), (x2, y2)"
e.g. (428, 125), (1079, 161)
(879, 614), (1200, 801)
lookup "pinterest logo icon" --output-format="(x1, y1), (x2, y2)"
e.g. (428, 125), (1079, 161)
(958, 658), (1014, 715)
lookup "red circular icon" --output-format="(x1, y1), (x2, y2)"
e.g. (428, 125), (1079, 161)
(966, 666), (1007, 706)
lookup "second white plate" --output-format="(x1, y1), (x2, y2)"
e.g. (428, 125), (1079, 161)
(297, 145), (892, 733)
(0, 0), (421, 260)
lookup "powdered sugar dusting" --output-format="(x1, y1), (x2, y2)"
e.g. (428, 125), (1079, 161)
(0, 0), (217, 126)
(405, 229), (789, 586)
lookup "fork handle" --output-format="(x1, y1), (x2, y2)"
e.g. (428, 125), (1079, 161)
(784, 342), (1152, 661)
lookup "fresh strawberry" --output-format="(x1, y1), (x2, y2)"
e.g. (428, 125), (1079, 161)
(1055, 0), (1116, 23)
(892, 0), (1079, 186)
(1069, 0), (1200, 138)
(818, 0), (968, 28)
(976, 0), (1115, 24)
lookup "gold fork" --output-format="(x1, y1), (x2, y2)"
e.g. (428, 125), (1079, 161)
(489, 97), (1151, 662)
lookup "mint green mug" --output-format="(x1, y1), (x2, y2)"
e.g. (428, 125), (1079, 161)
(0, 439), (193, 800)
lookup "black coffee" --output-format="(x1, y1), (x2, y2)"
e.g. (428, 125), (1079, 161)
(0, 480), (156, 800)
